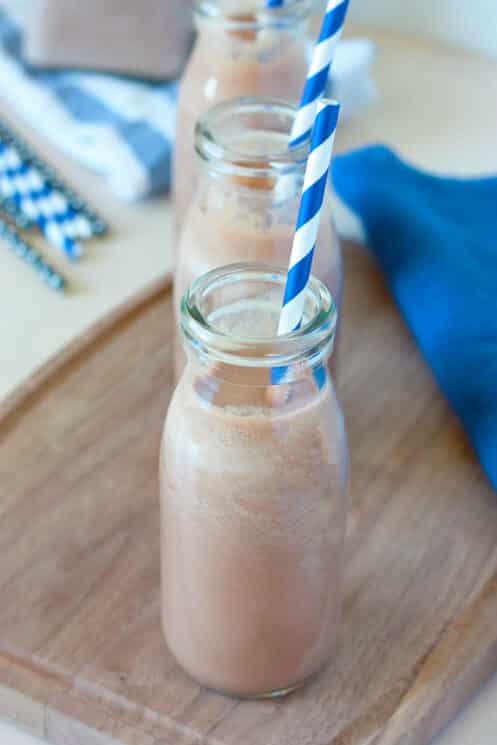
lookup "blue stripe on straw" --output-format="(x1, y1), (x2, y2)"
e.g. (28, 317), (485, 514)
(61, 235), (80, 259)
(267, 0), (284, 6)
(300, 67), (330, 108)
(4, 160), (28, 178)
(281, 248), (315, 310)
(295, 172), (329, 229)
(29, 184), (52, 200)
(319, 0), (349, 41)
(289, 130), (312, 149)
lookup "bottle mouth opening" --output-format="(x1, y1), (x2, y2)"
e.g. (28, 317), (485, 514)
(181, 263), (336, 369)
(194, 0), (315, 30)
(195, 98), (310, 180)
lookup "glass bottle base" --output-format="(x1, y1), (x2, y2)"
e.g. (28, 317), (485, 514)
(180, 662), (328, 701)
(206, 679), (307, 700)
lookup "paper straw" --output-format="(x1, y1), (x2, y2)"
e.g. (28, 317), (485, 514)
(0, 142), (83, 260)
(0, 193), (35, 229)
(0, 215), (66, 292)
(278, 99), (340, 335)
(0, 119), (108, 236)
(289, 0), (349, 148)
(0, 142), (92, 239)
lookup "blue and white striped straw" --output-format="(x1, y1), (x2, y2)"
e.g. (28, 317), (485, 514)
(278, 99), (340, 335)
(0, 214), (66, 292)
(0, 146), (92, 241)
(0, 142), (84, 260)
(289, 0), (349, 148)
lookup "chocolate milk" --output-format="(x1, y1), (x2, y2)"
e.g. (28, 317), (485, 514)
(161, 287), (348, 697)
(174, 115), (343, 379)
(176, 193), (341, 311)
(173, 1), (313, 228)
(174, 198), (341, 376)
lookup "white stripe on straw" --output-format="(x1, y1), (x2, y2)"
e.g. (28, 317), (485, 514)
(278, 99), (340, 336)
(289, 0), (349, 148)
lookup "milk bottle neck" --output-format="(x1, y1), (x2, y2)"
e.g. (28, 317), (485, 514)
(193, 0), (315, 38)
(194, 97), (310, 205)
(180, 263), (337, 387)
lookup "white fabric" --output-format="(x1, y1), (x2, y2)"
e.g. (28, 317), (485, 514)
(0, 49), (151, 200)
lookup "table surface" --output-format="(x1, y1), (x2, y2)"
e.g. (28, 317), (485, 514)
(1, 25), (497, 745)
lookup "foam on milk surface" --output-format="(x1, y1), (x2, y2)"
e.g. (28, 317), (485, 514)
(199, 298), (331, 420)
(227, 131), (291, 157)
(208, 298), (281, 338)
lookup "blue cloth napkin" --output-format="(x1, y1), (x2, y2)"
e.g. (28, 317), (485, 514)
(333, 145), (497, 491)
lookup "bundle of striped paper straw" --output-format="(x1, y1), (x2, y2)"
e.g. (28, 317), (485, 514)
(290, 0), (349, 148)
(0, 144), (93, 240)
(0, 141), (84, 260)
(0, 119), (107, 237)
(278, 98), (340, 336)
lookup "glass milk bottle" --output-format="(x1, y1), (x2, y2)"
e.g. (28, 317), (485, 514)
(174, 97), (343, 380)
(161, 264), (349, 698)
(173, 0), (316, 228)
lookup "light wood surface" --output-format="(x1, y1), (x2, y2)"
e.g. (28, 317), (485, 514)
(1, 241), (497, 745)
(0, 105), (175, 403)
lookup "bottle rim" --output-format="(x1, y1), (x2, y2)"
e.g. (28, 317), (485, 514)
(181, 263), (337, 370)
(195, 97), (310, 180)
(194, 0), (316, 31)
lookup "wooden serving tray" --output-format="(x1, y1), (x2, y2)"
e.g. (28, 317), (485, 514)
(1, 244), (497, 745)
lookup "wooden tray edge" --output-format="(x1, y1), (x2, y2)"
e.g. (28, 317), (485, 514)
(0, 274), (172, 428)
(0, 649), (185, 745)
(374, 573), (497, 745)
(1, 575), (497, 745)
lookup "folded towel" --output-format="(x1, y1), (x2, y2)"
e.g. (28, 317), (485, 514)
(333, 146), (497, 491)
(0, 10), (177, 201)
(0, 9), (375, 201)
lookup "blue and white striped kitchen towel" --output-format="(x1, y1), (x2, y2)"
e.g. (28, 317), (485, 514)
(0, 9), (178, 201)
(0, 8), (375, 202)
